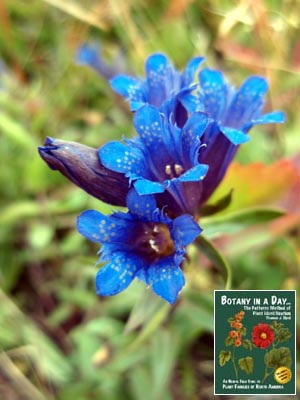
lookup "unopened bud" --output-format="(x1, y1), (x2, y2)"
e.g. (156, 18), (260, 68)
(38, 137), (129, 206)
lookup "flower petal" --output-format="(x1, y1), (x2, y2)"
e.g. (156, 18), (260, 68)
(126, 188), (157, 219)
(110, 75), (146, 110)
(182, 56), (205, 87)
(178, 163), (208, 182)
(172, 214), (202, 246)
(133, 105), (172, 172)
(199, 68), (227, 120)
(181, 112), (208, 164)
(145, 53), (176, 106)
(148, 257), (185, 304)
(221, 127), (250, 145)
(76, 44), (100, 68)
(134, 178), (166, 195)
(95, 252), (142, 296)
(77, 210), (127, 243)
(225, 76), (268, 127)
(243, 110), (286, 131)
(179, 91), (200, 113)
(99, 140), (147, 177)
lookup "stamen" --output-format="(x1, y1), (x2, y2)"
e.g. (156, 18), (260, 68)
(174, 164), (183, 175)
(133, 222), (175, 262)
(165, 163), (184, 178)
(149, 239), (160, 252)
(165, 165), (172, 175)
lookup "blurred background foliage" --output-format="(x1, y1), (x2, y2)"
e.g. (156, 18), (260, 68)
(0, 0), (299, 399)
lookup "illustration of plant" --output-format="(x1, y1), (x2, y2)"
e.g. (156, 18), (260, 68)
(219, 310), (253, 378)
(251, 321), (292, 383)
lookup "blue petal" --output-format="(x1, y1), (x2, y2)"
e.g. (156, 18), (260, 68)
(76, 44), (100, 68)
(129, 101), (146, 112)
(221, 127), (250, 145)
(148, 257), (185, 304)
(133, 105), (171, 171)
(99, 140), (147, 177)
(126, 188), (157, 219)
(179, 91), (200, 113)
(225, 76), (268, 127)
(172, 214), (202, 246)
(199, 68), (228, 120)
(178, 164), (208, 182)
(77, 210), (127, 243)
(134, 178), (166, 195)
(181, 112), (208, 164)
(243, 110), (286, 131)
(145, 53), (176, 106)
(182, 57), (205, 87)
(110, 75), (146, 104)
(95, 252), (142, 296)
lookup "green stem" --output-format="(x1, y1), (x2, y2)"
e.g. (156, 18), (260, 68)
(195, 235), (232, 290)
(231, 347), (239, 379)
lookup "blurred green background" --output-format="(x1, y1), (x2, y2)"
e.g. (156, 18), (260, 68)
(0, 1), (299, 399)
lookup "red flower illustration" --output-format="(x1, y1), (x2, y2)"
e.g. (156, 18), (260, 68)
(252, 323), (274, 349)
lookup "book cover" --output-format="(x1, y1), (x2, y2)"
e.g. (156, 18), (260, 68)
(214, 290), (296, 395)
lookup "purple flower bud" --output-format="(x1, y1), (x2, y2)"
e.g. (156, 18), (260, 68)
(38, 137), (129, 206)
(76, 44), (124, 80)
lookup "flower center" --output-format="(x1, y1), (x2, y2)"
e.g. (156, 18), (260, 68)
(133, 222), (175, 262)
(165, 163), (184, 178)
(260, 332), (267, 340)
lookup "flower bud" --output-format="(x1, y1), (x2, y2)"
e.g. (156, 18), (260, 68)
(38, 137), (128, 206)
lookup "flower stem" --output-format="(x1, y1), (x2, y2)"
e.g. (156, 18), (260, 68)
(195, 235), (232, 289)
(231, 347), (239, 379)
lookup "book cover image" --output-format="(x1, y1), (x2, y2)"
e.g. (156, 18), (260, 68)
(214, 290), (296, 395)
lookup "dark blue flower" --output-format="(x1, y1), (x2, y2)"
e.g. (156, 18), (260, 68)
(99, 105), (209, 216)
(180, 69), (286, 204)
(76, 43), (123, 79)
(77, 189), (201, 304)
(110, 52), (204, 112)
(38, 137), (129, 206)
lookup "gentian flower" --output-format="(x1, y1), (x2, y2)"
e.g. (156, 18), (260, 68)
(99, 105), (209, 217)
(180, 69), (285, 204)
(110, 52), (204, 125)
(252, 323), (275, 349)
(38, 137), (129, 206)
(76, 43), (123, 79)
(77, 189), (201, 304)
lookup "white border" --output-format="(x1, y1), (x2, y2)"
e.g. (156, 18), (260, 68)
(214, 289), (296, 396)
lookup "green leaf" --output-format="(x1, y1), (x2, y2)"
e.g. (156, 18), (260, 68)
(0, 112), (37, 149)
(238, 357), (254, 374)
(276, 327), (292, 343)
(225, 336), (235, 347)
(194, 236), (232, 289)
(150, 329), (178, 399)
(219, 350), (231, 367)
(199, 190), (233, 216)
(264, 347), (292, 368)
(240, 326), (247, 336)
(127, 301), (171, 352)
(124, 290), (165, 334)
(201, 207), (285, 239)
(243, 339), (253, 350)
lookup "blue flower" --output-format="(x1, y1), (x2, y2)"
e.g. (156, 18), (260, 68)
(180, 69), (286, 204)
(77, 189), (202, 304)
(110, 52), (204, 112)
(38, 137), (129, 206)
(76, 43), (123, 79)
(99, 105), (209, 216)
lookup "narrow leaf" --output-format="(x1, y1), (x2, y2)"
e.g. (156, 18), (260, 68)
(195, 236), (232, 289)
